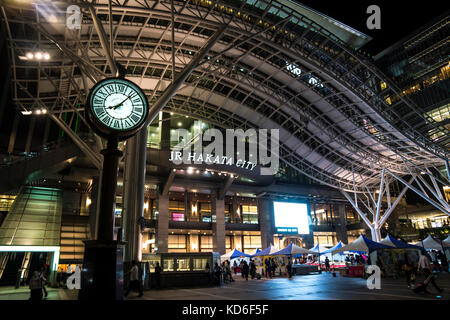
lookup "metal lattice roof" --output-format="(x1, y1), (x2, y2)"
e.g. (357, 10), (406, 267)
(1, 0), (448, 192)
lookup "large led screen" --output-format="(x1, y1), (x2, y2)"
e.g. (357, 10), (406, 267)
(273, 201), (310, 235)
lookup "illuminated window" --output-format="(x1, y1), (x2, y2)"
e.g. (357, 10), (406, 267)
(192, 258), (209, 271)
(425, 103), (450, 123)
(200, 235), (213, 252)
(241, 205), (258, 224)
(444, 186), (450, 202)
(168, 234), (186, 251)
(243, 235), (261, 250)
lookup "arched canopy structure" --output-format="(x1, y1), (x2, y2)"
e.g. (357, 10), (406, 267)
(1, 0), (449, 240)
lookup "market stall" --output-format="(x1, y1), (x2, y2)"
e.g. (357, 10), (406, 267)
(251, 245), (280, 275)
(413, 234), (445, 251)
(221, 248), (251, 261)
(271, 243), (318, 275)
(332, 235), (393, 277)
(377, 235), (422, 277)
(320, 241), (347, 268)
(221, 248), (251, 274)
(443, 236), (450, 260)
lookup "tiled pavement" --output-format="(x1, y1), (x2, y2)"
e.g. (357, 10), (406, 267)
(1, 272), (448, 300)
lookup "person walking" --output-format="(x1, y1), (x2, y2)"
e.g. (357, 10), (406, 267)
(214, 262), (222, 285)
(225, 260), (234, 282)
(242, 260), (249, 281)
(154, 262), (162, 289)
(271, 258), (277, 277)
(233, 260), (238, 275)
(125, 260), (143, 297)
(286, 260), (292, 278)
(40, 264), (48, 298)
(29, 270), (44, 301)
(325, 256), (330, 272)
(264, 258), (271, 278)
(401, 257), (415, 288)
(249, 259), (256, 279)
(418, 250), (443, 293)
(239, 260), (245, 278)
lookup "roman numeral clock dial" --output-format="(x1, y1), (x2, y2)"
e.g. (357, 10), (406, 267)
(87, 78), (149, 139)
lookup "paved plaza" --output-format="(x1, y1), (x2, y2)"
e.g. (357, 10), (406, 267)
(1, 272), (448, 301)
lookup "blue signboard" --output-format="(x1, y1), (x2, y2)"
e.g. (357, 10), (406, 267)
(275, 227), (298, 234)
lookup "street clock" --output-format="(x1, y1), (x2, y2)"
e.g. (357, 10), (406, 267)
(86, 77), (149, 139)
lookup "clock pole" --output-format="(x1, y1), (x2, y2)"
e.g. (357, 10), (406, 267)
(97, 136), (121, 241)
(79, 135), (125, 300)
(81, 76), (149, 300)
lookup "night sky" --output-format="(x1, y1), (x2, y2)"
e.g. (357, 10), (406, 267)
(294, 0), (448, 55)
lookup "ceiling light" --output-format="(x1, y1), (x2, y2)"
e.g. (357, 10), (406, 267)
(26, 52), (33, 59)
(35, 52), (43, 60)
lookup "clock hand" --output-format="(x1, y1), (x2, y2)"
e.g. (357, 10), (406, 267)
(108, 96), (130, 110)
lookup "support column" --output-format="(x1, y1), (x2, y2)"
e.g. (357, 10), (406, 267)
(24, 116), (36, 154)
(122, 128), (147, 262)
(232, 196), (240, 223)
(212, 191), (226, 254)
(370, 227), (382, 242)
(156, 193), (169, 253)
(89, 176), (101, 240)
(258, 198), (273, 249)
(333, 204), (348, 244)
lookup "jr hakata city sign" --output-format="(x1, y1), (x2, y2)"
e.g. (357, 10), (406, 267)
(168, 123), (279, 175)
(169, 151), (258, 171)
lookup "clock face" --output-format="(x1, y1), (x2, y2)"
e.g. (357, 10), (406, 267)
(88, 78), (148, 137)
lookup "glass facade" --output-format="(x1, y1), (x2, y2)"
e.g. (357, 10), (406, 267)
(0, 187), (62, 246)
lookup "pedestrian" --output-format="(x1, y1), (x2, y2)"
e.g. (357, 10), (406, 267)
(29, 270), (43, 301)
(271, 258), (277, 277)
(242, 260), (249, 281)
(233, 260), (238, 274)
(324, 256), (331, 272)
(286, 259), (292, 278)
(401, 257), (415, 288)
(226, 260), (234, 282)
(214, 262), (222, 285)
(40, 264), (48, 298)
(264, 258), (271, 278)
(154, 262), (162, 289)
(249, 259), (256, 279)
(438, 251), (448, 271)
(417, 250), (443, 293)
(125, 260), (143, 297)
(239, 260), (245, 278)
